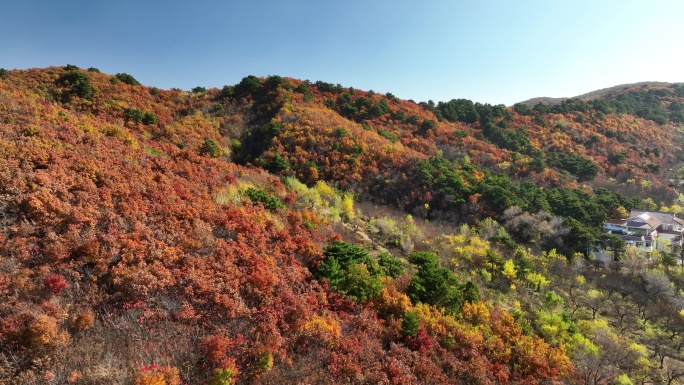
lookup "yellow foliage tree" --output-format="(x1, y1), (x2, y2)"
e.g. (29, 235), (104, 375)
(442, 233), (490, 267)
(373, 278), (412, 319)
(340, 194), (354, 217)
(134, 366), (181, 385)
(300, 313), (341, 347)
(502, 259), (517, 281)
(525, 272), (549, 292)
(314, 181), (338, 207)
(461, 301), (490, 326)
(615, 206), (630, 218)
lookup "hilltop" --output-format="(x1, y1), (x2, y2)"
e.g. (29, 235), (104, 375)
(1, 66), (684, 384)
(517, 81), (678, 106)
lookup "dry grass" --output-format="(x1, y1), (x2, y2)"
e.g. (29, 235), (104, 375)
(2, 304), (208, 385)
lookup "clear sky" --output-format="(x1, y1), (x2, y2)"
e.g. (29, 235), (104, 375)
(2, 0), (683, 105)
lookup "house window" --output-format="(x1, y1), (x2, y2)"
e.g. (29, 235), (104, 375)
(645, 241), (651, 248)
(635, 242), (643, 248)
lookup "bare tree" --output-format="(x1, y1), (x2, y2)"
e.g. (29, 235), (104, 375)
(644, 271), (676, 303)
(663, 357), (684, 385)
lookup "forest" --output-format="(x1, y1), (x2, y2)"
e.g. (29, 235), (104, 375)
(1, 65), (684, 384)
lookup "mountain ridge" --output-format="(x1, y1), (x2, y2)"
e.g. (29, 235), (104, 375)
(516, 81), (681, 106)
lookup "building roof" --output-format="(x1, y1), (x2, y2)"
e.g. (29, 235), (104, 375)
(605, 210), (684, 233)
(625, 213), (660, 230)
(630, 210), (682, 227)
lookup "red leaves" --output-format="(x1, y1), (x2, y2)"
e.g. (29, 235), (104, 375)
(491, 362), (510, 384)
(202, 334), (233, 365)
(43, 274), (69, 295)
(404, 327), (433, 353)
(0, 67), (588, 384)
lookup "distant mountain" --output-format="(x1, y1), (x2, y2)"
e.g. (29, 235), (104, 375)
(517, 81), (678, 106)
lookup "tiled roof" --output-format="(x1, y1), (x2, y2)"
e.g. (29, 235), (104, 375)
(626, 212), (661, 229)
(605, 210), (684, 232)
(630, 210), (682, 227)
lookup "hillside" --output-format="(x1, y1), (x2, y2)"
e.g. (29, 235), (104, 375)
(1, 66), (684, 384)
(517, 81), (676, 106)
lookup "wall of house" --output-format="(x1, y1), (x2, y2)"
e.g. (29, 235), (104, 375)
(604, 223), (626, 233)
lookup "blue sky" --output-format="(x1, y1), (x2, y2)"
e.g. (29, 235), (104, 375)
(2, 0), (683, 105)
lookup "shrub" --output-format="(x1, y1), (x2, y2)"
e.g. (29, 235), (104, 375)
(57, 71), (94, 100)
(201, 139), (222, 158)
(377, 129), (398, 143)
(513, 102), (533, 116)
(243, 187), (285, 212)
(264, 121), (282, 136)
(401, 311), (420, 337)
(234, 75), (262, 95)
(295, 83), (312, 101)
(334, 127), (347, 138)
(342, 263), (384, 301)
(0, 68), (8, 77)
(23, 314), (62, 347)
(202, 335), (231, 364)
(268, 153), (290, 172)
(192, 86), (206, 93)
(405, 114), (419, 124)
(209, 364), (238, 385)
(219, 85), (234, 98)
(23, 126), (40, 137)
(142, 112), (158, 125)
(254, 350), (273, 374)
(317, 241), (385, 301)
(453, 129), (468, 138)
(407, 251), (472, 314)
(100, 126), (138, 148)
(378, 253), (406, 278)
(547, 151), (599, 181)
(124, 108), (158, 125)
(115, 72), (141, 85)
(391, 109), (407, 121)
(101, 125), (125, 138)
(299, 314), (342, 347)
(124, 108), (145, 123)
(44, 274), (69, 295)
(64, 64), (79, 70)
(87, 67), (100, 73)
(70, 310), (95, 331)
(265, 75), (285, 89)
(134, 365), (181, 385)
(386, 92), (400, 103)
(419, 119), (435, 133)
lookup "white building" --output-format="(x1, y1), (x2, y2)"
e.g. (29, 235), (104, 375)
(602, 210), (684, 253)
